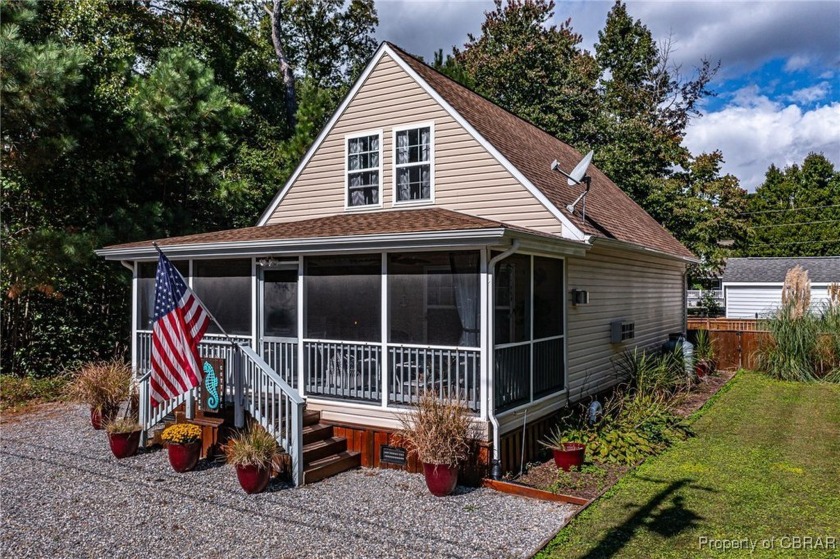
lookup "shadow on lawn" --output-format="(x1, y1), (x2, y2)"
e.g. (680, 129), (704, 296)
(583, 476), (715, 559)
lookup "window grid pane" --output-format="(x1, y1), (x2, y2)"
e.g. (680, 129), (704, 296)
(396, 126), (431, 202)
(347, 134), (380, 207)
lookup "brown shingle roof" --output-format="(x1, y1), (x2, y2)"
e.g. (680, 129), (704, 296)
(103, 208), (551, 251)
(387, 44), (694, 260)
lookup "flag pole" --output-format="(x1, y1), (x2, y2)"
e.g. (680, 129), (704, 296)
(152, 242), (240, 349)
(152, 242), (245, 424)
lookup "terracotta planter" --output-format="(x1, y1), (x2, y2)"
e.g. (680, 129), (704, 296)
(90, 406), (119, 430)
(236, 465), (271, 494)
(552, 443), (586, 472)
(167, 441), (201, 472)
(422, 463), (459, 497)
(695, 360), (710, 378)
(108, 430), (141, 459)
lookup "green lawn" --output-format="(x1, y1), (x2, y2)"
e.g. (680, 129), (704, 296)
(538, 372), (840, 558)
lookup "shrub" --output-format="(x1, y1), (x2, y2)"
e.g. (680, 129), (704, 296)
(0, 374), (69, 412)
(614, 348), (687, 398)
(66, 359), (132, 411)
(551, 391), (691, 466)
(398, 391), (473, 467)
(161, 423), (201, 445)
(224, 425), (279, 469)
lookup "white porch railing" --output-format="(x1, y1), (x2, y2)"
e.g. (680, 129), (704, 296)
(387, 344), (480, 411)
(238, 344), (305, 486)
(262, 338), (298, 388)
(303, 340), (382, 402)
(687, 289), (724, 308)
(137, 370), (198, 443)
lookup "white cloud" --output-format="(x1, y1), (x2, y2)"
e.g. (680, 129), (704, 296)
(684, 97), (840, 191)
(784, 55), (811, 72)
(787, 82), (831, 104)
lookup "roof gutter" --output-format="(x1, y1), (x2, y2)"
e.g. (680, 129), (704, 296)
(487, 239), (520, 480)
(594, 237), (699, 264)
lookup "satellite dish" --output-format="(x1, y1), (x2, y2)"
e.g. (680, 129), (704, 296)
(550, 150), (595, 221)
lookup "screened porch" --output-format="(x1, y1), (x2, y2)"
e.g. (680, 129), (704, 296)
(132, 248), (567, 418)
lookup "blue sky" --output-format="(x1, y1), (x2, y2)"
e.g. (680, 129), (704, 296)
(375, 0), (840, 191)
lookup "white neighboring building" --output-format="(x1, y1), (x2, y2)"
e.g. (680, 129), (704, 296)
(722, 257), (840, 318)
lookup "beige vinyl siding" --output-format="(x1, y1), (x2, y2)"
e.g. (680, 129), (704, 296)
(265, 53), (563, 235)
(564, 243), (686, 400)
(496, 243), (687, 435)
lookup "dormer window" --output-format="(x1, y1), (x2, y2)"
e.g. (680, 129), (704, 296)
(346, 131), (382, 208)
(394, 123), (434, 204)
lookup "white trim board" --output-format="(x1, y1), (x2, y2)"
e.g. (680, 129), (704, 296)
(255, 44), (587, 243)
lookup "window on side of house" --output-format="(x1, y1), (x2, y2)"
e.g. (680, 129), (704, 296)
(394, 124), (433, 203)
(346, 132), (381, 208)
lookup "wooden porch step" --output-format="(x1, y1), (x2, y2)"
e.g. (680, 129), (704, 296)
(303, 409), (320, 427)
(302, 423), (333, 445)
(303, 436), (347, 466)
(303, 451), (361, 484)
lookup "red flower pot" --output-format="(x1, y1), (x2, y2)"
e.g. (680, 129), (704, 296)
(695, 361), (710, 378)
(422, 463), (459, 497)
(167, 441), (201, 472)
(90, 406), (119, 430)
(108, 430), (141, 459)
(552, 443), (586, 472)
(236, 465), (271, 494)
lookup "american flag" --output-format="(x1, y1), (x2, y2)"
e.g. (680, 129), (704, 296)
(150, 251), (211, 407)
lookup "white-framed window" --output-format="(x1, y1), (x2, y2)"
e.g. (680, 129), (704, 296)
(345, 130), (382, 208)
(393, 122), (434, 204)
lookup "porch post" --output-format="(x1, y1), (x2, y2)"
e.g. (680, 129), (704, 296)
(251, 257), (258, 351)
(131, 262), (138, 374)
(234, 346), (245, 428)
(479, 249), (488, 421)
(380, 252), (389, 409)
(297, 256), (305, 394)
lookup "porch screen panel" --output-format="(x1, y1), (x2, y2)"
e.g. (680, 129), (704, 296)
(305, 255), (381, 342)
(193, 259), (252, 336)
(137, 260), (188, 330)
(533, 256), (564, 338)
(494, 254), (531, 344)
(388, 251), (479, 347)
(263, 269), (297, 338)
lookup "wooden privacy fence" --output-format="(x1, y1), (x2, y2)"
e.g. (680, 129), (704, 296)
(688, 318), (769, 371)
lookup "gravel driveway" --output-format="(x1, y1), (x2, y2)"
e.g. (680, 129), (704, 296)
(0, 404), (577, 559)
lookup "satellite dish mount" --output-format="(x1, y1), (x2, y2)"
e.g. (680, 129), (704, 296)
(551, 150), (594, 222)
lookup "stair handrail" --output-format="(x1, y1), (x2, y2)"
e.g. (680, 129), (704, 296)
(236, 343), (305, 486)
(136, 370), (198, 445)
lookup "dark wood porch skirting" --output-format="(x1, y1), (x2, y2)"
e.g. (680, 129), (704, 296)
(322, 420), (492, 486)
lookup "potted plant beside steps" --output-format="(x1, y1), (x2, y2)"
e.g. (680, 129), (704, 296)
(105, 417), (142, 459)
(224, 425), (280, 494)
(398, 391), (472, 497)
(67, 360), (132, 430)
(162, 423), (202, 473)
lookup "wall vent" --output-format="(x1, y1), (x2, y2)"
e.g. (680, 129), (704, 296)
(610, 320), (635, 343)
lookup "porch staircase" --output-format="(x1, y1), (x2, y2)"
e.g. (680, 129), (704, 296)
(301, 409), (361, 484)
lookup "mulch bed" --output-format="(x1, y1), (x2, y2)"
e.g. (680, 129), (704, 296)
(510, 370), (736, 500)
(516, 461), (629, 500)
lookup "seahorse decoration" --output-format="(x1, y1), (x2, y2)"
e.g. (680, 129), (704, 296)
(203, 361), (220, 410)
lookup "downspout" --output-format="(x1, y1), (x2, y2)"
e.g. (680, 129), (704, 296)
(487, 239), (520, 480)
(120, 260), (134, 272)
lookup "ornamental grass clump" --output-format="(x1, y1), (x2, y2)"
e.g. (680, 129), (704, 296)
(105, 417), (141, 435)
(755, 270), (840, 382)
(398, 391), (472, 468)
(161, 423), (201, 445)
(224, 425), (279, 469)
(66, 359), (132, 411)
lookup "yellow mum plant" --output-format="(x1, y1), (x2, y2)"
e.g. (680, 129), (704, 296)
(162, 423), (201, 445)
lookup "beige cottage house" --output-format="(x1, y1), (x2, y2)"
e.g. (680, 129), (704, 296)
(98, 43), (695, 485)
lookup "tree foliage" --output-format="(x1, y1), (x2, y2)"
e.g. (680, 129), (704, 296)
(742, 154), (840, 256)
(1, 0), (377, 376)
